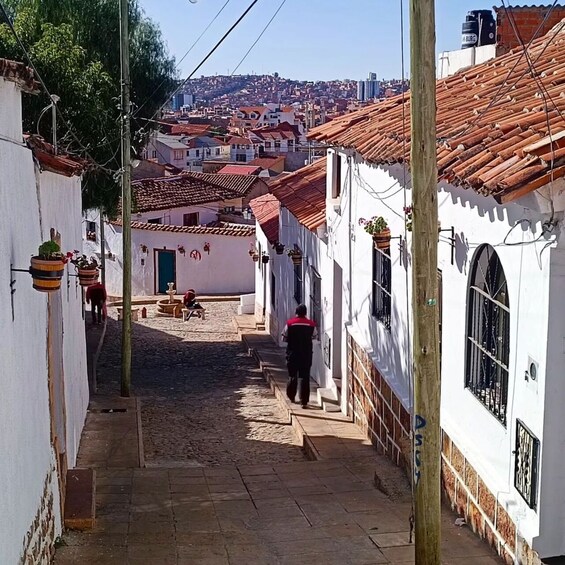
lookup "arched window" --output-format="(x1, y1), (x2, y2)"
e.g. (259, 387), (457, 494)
(465, 245), (510, 425)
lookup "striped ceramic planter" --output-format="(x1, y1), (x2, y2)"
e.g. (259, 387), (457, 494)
(29, 257), (65, 293)
(372, 228), (391, 250)
(77, 268), (99, 287)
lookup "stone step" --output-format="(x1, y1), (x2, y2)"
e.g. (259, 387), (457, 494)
(317, 387), (341, 413)
(64, 469), (96, 531)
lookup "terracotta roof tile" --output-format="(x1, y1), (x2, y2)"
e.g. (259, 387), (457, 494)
(182, 172), (263, 197)
(217, 164), (261, 175)
(130, 175), (240, 213)
(269, 159), (326, 231)
(0, 58), (39, 93)
(249, 193), (279, 243)
(25, 135), (89, 177)
(113, 219), (254, 237)
(309, 22), (565, 202)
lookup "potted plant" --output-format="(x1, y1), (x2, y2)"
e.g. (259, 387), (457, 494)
(70, 253), (99, 287)
(261, 254), (270, 264)
(251, 252), (260, 262)
(140, 243), (148, 254)
(29, 240), (68, 292)
(287, 248), (302, 265)
(274, 242), (285, 255)
(359, 216), (391, 250)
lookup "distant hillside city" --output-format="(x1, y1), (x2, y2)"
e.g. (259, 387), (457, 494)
(174, 73), (409, 110)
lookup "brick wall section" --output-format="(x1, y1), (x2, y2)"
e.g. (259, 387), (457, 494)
(21, 470), (56, 564)
(346, 334), (411, 469)
(440, 429), (543, 565)
(495, 6), (565, 55)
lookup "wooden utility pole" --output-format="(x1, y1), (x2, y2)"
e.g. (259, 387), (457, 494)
(119, 0), (132, 397)
(409, 0), (441, 563)
(99, 208), (106, 287)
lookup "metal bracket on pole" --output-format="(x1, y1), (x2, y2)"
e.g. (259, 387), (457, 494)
(439, 226), (455, 265)
(10, 264), (30, 321)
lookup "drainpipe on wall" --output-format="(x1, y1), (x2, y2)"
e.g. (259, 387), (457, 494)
(99, 209), (106, 287)
(262, 262), (267, 322)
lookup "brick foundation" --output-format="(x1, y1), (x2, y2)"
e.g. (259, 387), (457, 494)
(346, 333), (542, 564)
(21, 469), (57, 565)
(441, 429), (543, 564)
(346, 334), (411, 469)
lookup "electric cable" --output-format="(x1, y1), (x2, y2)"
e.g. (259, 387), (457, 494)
(230, 0), (287, 76)
(133, 0), (232, 118)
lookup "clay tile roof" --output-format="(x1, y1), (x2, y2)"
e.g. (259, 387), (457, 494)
(25, 135), (89, 177)
(249, 193), (280, 243)
(227, 135), (253, 145)
(269, 159), (326, 231)
(113, 219), (255, 237)
(249, 156), (285, 169)
(0, 58), (39, 93)
(130, 175), (241, 213)
(309, 21), (565, 203)
(182, 171), (262, 197)
(217, 164), (261, 175)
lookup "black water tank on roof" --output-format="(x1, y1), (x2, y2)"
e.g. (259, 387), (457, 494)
(461, 10), (496, 49)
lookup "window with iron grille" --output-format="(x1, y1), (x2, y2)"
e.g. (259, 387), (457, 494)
(514, 419), (539, 509)
(465, 245), (510, 425)
(309, 268), (322, 326)
(372, 247), (391, 329)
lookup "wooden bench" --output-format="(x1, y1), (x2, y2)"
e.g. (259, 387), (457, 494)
(182, 307), (206, 321)
(116, 307), (139, 321)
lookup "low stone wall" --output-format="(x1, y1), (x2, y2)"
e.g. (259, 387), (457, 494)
(21, 469), (57, 565)
(346, 334), (411, 469)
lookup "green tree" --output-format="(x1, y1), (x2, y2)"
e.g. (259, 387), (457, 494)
(0, 0), (177, 212)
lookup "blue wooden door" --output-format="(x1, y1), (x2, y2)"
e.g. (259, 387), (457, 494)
(156, 250), (175, 293)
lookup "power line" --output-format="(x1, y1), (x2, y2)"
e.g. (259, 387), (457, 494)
(142, 0), (260, 126)
(0, 0), (118, 174)
(133, 0), (232, 118)
(231, 0), (287, 76)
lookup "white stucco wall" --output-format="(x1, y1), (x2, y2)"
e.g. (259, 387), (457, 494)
(322, 149), (560, 555)
(38, 172), (89, 466)
(135, 204), (220, 226)
(93, 221), (255, 296)
(267, 145), (564, 554)
(437, 44), (497, 78)
(0, 77), (88, 564)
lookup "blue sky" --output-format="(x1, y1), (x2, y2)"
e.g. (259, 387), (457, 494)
(140, 0), (496, 81)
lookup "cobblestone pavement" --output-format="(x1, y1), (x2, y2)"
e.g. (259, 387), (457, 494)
(97, 302), (304, 466)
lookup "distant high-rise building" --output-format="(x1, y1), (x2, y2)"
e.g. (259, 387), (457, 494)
(357, 72), (379, 101)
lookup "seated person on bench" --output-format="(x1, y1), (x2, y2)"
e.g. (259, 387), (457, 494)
(183, 289), (203, 310)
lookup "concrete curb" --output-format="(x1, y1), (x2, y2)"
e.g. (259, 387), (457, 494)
(136, 397), (145, 469)
(242, 335), (321, 462)
(90, 317), (107, 393)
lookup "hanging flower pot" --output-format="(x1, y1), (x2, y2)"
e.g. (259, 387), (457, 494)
(372, 228), (391, 250)
(359, 216), (391, 250)
(29, 241), (67, 293)
(70, 253), (99, 287)
(261, 254), (270, 264)
(251, 253), (259, 262)
(287, 249), (302, 265)
(274, 242), (285, 255)
(77, 267), (99, 287)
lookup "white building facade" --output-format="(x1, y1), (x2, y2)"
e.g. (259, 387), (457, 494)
(0, 60), (89, 564)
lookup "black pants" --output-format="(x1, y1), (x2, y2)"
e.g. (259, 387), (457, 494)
(91, 300), (103, 324)
(286, 361), (311, 406)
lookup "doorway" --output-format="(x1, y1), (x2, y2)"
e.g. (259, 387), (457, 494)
(155, 249), (176, 294)
(332, 261), (343, 383)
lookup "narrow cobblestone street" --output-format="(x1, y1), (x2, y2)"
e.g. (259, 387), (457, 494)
(98, 303), (304, 466)
(54, 302), (502, 564)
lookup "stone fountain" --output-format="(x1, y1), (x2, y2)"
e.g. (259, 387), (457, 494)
(156, 282), (183, 317)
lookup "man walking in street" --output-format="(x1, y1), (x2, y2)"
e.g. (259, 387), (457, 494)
(282, 304), (318, 408)
(86, 281), (107, 325)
